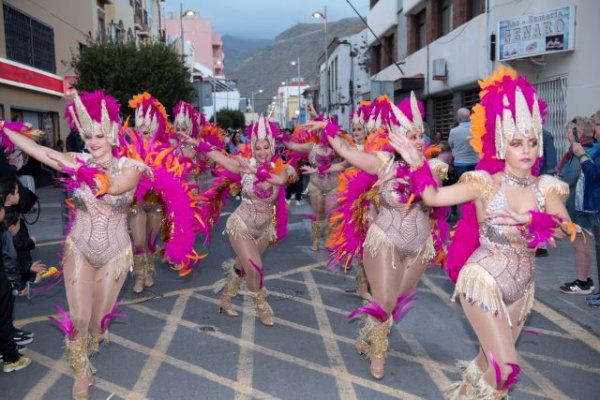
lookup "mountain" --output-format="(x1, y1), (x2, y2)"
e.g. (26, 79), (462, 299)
(228, 18), (365, 114)
(222, 35), (272, 74)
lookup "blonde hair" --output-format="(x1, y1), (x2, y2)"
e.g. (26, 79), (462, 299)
(570, 116), (594, 137)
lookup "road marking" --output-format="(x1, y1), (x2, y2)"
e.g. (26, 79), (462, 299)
(24, 349), (131, 399)
(518, 357), (570, 400)
(128, 294), (190, 399)
(130, 301), (424, 400)
(23, 356), (64, 400)
(401, 331), (452, 393)
(303, 270), (357, 400)
(108, 332), (279, 399)
(235, 294), (257, 400)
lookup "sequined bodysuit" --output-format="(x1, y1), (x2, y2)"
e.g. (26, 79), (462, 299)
(306, 144), (339, 196)
(364, 155), (436, 264)
(67, 157), (137, 276)
(225, 173), (278, 242)
(454, 171), (567, 325)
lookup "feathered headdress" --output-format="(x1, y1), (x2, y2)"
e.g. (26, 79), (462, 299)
(65, 90), (120, 145)
(128, 92), (168, 142)
(387, 91), (425, 137)
(246, 114), (282, 156)
(470, 66), (546, 166)
(351, 101), (371, 127)
(445, 67), (547, 283)
(172, 101), (200, 138)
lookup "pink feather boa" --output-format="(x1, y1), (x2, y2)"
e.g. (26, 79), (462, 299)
(48, 305), (76, 340)
(326, 169), (377, 270)
(0, 121), (28, 152)
(348, 299), (388, 323)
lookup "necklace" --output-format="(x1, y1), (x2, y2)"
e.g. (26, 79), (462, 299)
(502, 170), (534, 188)
(89, 157), (114, 169)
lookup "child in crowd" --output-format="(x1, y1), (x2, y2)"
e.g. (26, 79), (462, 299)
(0, 180), (32, 372)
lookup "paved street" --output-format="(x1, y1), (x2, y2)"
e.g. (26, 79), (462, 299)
(1, 186), (599, 399)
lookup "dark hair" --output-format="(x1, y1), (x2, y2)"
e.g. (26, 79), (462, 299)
(2, 206), (19, 228)
(0, 177), (18, 201)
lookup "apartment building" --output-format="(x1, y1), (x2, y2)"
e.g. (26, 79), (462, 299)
(0, 0), (163, 146)
(367, 0), (599, 155)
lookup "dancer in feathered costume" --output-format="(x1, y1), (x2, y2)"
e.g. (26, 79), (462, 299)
(316, 93), (449, 379)
(391, 68), (580, 399)
(2, 91), (146, 399)
(121, 97), (205, 280)
(170, 101), (225, 192)
(337, 101), (374, 299)
(187, 115), (293, 326)
(284, 110), (348, 251)
(126, 92), (170, 292)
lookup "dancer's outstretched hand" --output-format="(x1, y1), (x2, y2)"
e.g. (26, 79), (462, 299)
(389, 129), (421, 166)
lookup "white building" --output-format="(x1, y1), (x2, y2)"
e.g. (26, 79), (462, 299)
(318, 28), (372, 131)
(273, 80), (311, 129)
(366, 0), (599, 156)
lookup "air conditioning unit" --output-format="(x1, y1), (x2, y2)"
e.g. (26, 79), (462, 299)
(432, 58), (447, 81)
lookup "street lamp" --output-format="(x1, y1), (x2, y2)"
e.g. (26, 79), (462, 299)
(180, 3), (196, 58)
(251, 89), (263, 121)
(312, 6), (328, 114)
(291, 57), (303, 123)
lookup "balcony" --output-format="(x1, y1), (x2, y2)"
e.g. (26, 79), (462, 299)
(133, 1), (148, 31)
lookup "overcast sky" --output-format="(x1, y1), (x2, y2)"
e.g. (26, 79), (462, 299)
(163, 0), (370, 39)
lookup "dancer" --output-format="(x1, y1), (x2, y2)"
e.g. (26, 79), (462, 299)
(127, 93), (169, 293)
(391, 68), (576, 398)
(1, 91), (145, 399)
(346, 103), (373, 299)
(188, 116), (291, 326)
(284, 111), (347, 251)
(320, 93), (448, 379)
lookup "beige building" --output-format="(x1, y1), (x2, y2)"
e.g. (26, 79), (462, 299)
(0, 0), (162, 147)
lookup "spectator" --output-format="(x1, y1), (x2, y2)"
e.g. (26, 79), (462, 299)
(0, 148), (23, 177)
(580, 110), (600, 305)
(0, 189), (32, 372)
(536, 129), (559, 257)
(558, 117), (596, 294)
(437, 140), (454, 170)
(448, 108), (479, 183)
(65, 128), (83, 153)
(53, 139), (65, 153)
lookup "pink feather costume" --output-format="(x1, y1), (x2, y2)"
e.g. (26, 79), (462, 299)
(440, 68), (571, 399)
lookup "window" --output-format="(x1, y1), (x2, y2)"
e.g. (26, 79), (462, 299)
(370, 44), (382, 75)
(416, 10), (426, 50)
(3, 4), (56, 73)
(433, 95), (454, 140)
(468, 0), (484, 19)
(97, 7), (106, 41)
(440, 0), (453, 36)
(383, 33), (396, 68)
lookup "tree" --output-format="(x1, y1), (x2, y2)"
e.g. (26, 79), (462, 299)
(211, 109), (245, 130)
(71, 40), (193, 117)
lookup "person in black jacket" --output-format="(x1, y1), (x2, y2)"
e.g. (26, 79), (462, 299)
(0, 194), (32, 372)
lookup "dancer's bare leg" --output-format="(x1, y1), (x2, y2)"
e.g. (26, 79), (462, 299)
(460, 295), (523, 391)
(129, 210), (148, 292)
(228, 235), (263, 292)
(310, 192), (326, 250)
(62, 248), (95, 397)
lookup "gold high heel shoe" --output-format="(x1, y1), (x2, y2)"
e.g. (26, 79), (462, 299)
(132, 253), (146, 293)
(216, 264), (242, 317)
(368, 318), (391, 379)
(311, 221), (321, 251)
(251, 288), (274, 326)
(144, 252), (155, 288)
(66, 337), (91, 400)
